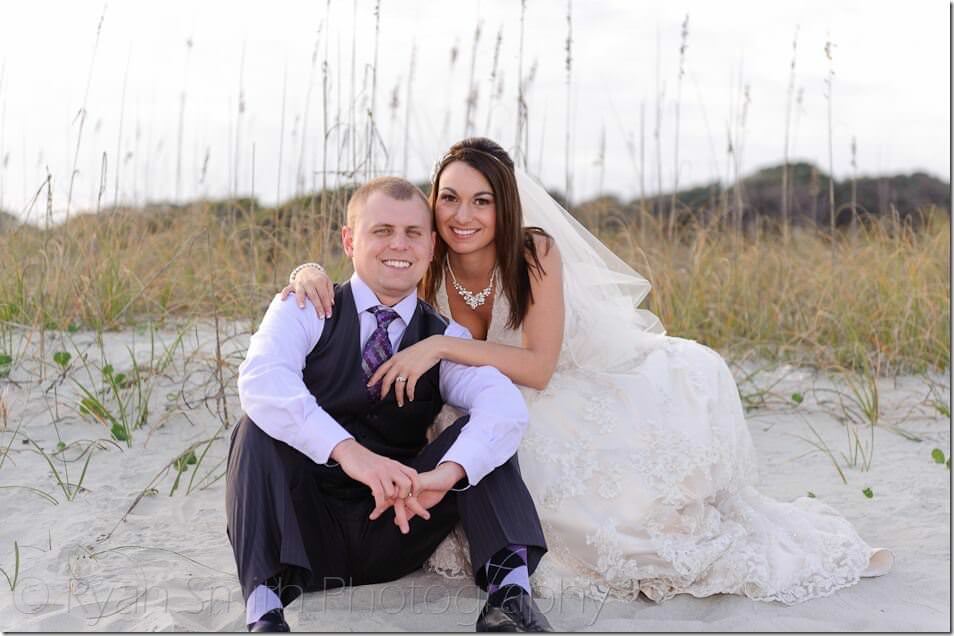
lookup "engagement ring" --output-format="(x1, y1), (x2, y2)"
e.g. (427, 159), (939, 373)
(396, 377), (407, 383)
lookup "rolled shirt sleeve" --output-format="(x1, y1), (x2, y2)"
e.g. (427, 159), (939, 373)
(237, 293), (354, 465)
(437, 321), (530, 486)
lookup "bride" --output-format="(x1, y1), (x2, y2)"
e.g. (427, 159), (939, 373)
(281, 137), (892, 604)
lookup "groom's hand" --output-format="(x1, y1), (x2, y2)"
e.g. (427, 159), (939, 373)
(394, 461), (466, 528)
(375, 462), (464, 535)
(330, 439), (422, 522)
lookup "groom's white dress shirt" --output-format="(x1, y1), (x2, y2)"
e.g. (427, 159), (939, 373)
(237, 273), (529, 486)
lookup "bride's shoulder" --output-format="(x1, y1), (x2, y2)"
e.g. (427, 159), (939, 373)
(523, 226), (556, 252)
(523, 227), (562, 281)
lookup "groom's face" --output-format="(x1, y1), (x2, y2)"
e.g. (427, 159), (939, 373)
(342, 191), (435, 305)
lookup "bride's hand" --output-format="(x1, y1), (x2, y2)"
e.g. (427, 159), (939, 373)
(280, 264), (335, 318)
(369, 336), (445, 407)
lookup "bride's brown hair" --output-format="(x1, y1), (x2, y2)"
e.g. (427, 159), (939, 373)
(421, 137), (552, 330)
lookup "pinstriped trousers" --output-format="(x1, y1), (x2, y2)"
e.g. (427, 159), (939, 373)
(225, 414), (547, 607)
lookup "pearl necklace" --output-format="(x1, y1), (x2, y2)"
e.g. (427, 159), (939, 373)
(446, 256), (497, 310)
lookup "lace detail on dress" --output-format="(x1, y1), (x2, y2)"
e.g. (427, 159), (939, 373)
(585, 518), (642, 582)
(525, 434), (597, 511)
(424, 525), (473, 580)
(586, 391), (616, 436)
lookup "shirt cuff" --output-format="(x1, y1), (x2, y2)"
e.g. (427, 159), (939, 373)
(437, 441), (493, 488)
(434, 460), (473, 491)
(303, 409), (355, 465)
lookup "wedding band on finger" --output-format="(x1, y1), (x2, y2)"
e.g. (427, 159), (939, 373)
(395, 376), (407, 383)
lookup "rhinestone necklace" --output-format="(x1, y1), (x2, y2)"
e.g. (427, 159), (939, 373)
(446, 256), (496, 310)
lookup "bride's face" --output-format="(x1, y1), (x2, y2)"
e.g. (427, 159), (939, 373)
(434, 161), (497, 256)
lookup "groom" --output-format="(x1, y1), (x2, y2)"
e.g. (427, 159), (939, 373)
(225, 177), (550, 632)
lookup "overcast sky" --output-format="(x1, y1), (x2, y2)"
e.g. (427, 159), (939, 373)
(0, 0), (949, 219)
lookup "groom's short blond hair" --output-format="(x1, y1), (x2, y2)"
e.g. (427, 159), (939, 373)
(346, 177), (429, 227)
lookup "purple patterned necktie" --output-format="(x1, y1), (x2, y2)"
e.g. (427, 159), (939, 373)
(362, 306), (400, 400)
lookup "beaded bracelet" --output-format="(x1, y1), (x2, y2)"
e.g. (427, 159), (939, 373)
(288, 262), (325, 284)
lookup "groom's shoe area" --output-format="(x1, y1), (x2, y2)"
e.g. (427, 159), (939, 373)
(476, 585), (554, 632)
(247, 608), (290, 633)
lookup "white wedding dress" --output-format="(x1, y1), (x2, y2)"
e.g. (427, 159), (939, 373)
(423, 171), (891, 605)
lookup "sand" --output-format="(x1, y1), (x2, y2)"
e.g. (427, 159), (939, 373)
(0, 322), (949, 632)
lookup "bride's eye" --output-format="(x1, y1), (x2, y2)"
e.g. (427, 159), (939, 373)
(439, 193), (456, 203)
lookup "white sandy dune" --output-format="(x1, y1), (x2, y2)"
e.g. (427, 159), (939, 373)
(0, 323), (949, 632)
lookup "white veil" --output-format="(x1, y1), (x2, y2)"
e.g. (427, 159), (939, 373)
(515, 169), (667, 372)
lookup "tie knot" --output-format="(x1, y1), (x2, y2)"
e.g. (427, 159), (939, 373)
(368, 305), (400, 329)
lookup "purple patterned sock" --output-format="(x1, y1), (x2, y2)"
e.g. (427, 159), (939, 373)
(485, 544), (530, 596)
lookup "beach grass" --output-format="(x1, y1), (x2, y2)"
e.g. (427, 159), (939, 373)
(0, 194), (947, 375)
(611, 207), (950, 374)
